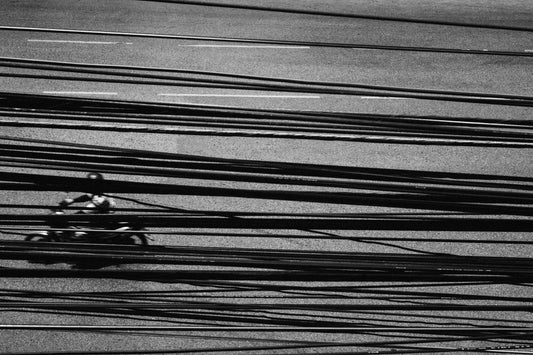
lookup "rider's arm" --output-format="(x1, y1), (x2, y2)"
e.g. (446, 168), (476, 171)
(60, 194), (91, 207)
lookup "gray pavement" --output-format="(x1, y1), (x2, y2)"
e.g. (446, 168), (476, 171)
(0, 1), (532, 354)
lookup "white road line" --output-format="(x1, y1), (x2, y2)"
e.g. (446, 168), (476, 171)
(42, 91), (118, 95)
(176, 45), (310, 49)
(28, 39), (132, 44)
(360, 96), (407, 100)
(158, 94), (320, 98)
(525, 49), (533, 52)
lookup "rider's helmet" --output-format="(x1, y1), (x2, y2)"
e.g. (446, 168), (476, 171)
(86, 172), (104, 195)
(87, 172), (104, 181)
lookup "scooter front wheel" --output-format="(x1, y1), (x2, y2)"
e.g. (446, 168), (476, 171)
(132, 233), (148, 246)
(110, 233), (148, 246)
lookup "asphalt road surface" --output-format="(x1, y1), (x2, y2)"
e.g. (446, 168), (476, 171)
(0, 1), (532, 354)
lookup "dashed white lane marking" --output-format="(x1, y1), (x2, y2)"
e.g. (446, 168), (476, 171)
(525, 49), (533, 52)
(42, 91), (118, 95)
(176, 45), (310, 49)
(28, 39), (133, 44)
(158, 94), (320, 98)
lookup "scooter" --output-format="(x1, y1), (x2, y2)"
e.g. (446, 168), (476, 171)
(24, 208), (149, 246)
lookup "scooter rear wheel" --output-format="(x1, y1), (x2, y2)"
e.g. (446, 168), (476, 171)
(25, 234), (53, 242)
(24, 234), (55, 264)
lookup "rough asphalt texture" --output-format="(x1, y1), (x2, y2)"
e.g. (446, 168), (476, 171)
(0, 0), (532, 353)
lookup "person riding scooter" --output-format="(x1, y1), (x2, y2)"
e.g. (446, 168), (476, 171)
(26, 172), (147, 245)
(59, 172), (116, 214)
(59, 172), (116, 239)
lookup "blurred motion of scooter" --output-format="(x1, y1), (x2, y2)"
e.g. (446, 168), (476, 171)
(25, 207), (148, 246)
